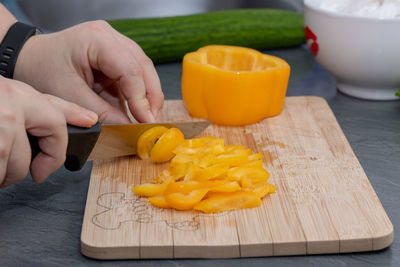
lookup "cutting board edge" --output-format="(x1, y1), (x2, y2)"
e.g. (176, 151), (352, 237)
(372, 227), (394, 251)
(81, 240), (140, 260)
(80, 230), (394, 259)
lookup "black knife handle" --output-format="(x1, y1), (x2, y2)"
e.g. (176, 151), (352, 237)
(28, 122), (101, 171)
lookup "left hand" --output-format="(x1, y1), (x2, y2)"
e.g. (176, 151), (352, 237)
(14, 20), (164, 124)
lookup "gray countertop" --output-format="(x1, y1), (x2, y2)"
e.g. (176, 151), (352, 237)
(0, 45), (399, 266)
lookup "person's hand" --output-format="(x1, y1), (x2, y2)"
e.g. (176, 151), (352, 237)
(0, 76), (98, 188)
(14, 20), (164, 124)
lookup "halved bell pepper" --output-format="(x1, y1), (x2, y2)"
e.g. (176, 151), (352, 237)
(182, 45), (290, 126)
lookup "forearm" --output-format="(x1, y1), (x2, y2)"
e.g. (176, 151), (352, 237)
(0, 4), (18, 43)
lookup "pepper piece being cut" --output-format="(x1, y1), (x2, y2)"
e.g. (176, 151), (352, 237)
(150, 127), (185, 163)
(136, 126), (168, 159)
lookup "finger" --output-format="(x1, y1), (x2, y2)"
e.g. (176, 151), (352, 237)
(92, 71), (128, 112)
(87, 35), (155, 123)
(24, 96), (68, 183)
(0, 121), (15, 187)
(61, 74), (131, 124)
(118, 34), (164, 121)
(43, 94), (98, 127)
(97, 83), (128, 114)
(0, 126), (31, 188)
(0, 79), (32, 187)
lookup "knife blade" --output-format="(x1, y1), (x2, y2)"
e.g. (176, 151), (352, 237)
(28, 121), (210, 172)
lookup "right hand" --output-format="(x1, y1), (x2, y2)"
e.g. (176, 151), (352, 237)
(0, 76), (98, 188)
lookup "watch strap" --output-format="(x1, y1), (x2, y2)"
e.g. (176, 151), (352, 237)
(0, 22), (38, 78)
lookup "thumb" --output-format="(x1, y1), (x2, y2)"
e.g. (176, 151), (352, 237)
(43, 94), (98, 127)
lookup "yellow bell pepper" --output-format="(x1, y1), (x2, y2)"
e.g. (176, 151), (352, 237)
(150, 127), (184, 163)
(133, 128), (276, 213)
(194, 191), (262, 214)
(133, 176), (174, 197)
(165, 189), (209, 211)
(165, 181), (204, 195)
(152, 169), (172, 184)
(194, 163), (229, 181)
(243, 182), (276, 198)
(182, 45), (290, 126)
(208, 181), (241, 193)
(227, 166), (270, 187)
(136, 126), (168, 159)
(148, 195), (170, 209)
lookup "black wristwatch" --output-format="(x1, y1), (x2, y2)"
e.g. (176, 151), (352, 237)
(0, 22), (41, 78)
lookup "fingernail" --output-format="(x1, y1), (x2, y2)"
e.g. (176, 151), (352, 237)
(148, 110), (156, 123)
(86, 111), (98, 124)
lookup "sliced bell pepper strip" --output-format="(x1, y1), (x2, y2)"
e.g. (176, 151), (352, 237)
(148, 195), (170, 209)
(133, 176), (174, 197)
(194, 191), (262, 213)
(165, 189), (209, 210)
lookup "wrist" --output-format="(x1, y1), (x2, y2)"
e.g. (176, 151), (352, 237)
(13, 34), (40, 82)
(1, 22), (41, 79)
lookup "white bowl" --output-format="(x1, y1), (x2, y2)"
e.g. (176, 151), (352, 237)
(304, 0), (400, 100)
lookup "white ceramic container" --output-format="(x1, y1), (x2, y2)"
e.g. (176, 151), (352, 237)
(304, 0), (400, 100)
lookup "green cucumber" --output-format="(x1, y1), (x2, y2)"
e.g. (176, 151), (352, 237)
(108, 9), (305, 64)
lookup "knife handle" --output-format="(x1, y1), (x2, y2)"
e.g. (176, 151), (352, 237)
(28, 122), (101, 172)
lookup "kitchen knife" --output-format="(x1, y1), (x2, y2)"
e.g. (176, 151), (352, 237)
(28, 121), (210, 172)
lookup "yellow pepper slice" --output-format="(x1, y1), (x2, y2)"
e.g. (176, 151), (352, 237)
(212, 151), (249, 167)
(152, 169), (172, 184)
(194, 191), (262, 213)
(243, 182), (276, 198)
(133, 176), (174, 197)
(165, 181), (204, 195)
(180, 137), (224, 148)
(248, 152), (263, 161)
(133, 183), (166, 197)
(240, 160), (263, 168)
(208, 181), (241, 193)
(150, 127), (185, 163)
(182, 45), (290, 126)
(227, 166), (270, 186)
(169, 162), (190, 179)
(194, 163), (229, 181)
(136, 126), (168, 159)
(148, 195), (170, 209)
(165, 189), (209, 211)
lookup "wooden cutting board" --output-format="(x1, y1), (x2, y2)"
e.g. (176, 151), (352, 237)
(81, 96), (393, 259)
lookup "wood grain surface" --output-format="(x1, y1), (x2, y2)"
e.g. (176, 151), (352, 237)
(80, 96), (393, 259)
